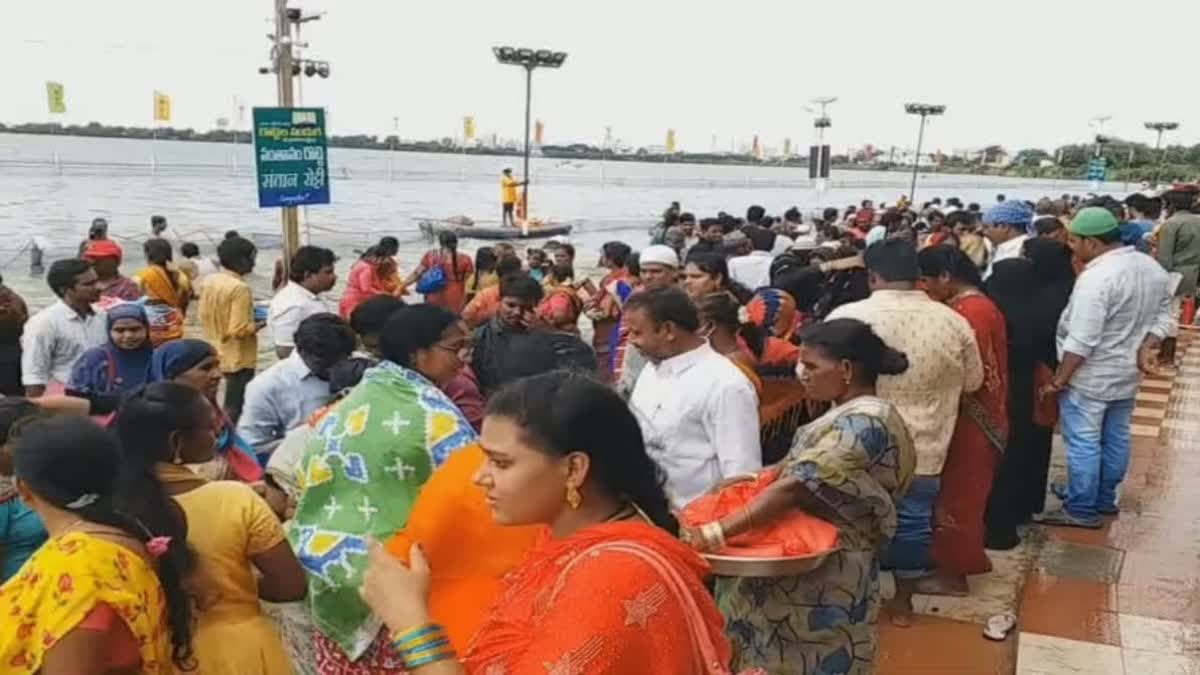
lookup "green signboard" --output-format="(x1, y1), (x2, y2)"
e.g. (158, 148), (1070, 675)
(253, 107), (331, 208)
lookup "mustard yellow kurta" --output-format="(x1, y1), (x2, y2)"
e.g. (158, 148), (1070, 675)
(175, 480), (295, 675)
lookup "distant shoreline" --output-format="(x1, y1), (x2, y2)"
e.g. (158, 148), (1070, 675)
(2, 123), (1197, 184)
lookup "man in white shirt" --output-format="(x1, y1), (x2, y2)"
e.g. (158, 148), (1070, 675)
(238, 312), (355, 458)
(982, 200), (1034, 278)
(626, 286), (762, 508)
(21, 258), (107, 396)
(727, 225), (777, 291)
(268, 245), (337, 359)
(179, 242), (219, 291)
(1041, 208), (1173, 529)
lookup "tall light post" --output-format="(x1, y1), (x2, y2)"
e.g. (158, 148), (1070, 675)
(1145, 121), (1179, 187)
(1090, 115), (1112, 157)
(807, 97), (837, 201)
(258, 2), (330, 272)
(904, 103), (946, 202)
(493, 47), (567, 219)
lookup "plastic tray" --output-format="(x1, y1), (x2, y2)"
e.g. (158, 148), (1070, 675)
(704, 547), (839, 577)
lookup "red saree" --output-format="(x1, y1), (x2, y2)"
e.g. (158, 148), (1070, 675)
(932, 291), (1009, 576)
(462, 520), (731, 675)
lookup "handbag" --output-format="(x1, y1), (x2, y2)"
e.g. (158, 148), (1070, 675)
(416, 254), (449, 295)
(559, 540), (765, 675)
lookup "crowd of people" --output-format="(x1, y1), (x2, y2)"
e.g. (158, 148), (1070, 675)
(0, 183), (1195, 674)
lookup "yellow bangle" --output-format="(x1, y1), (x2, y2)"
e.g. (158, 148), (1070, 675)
(390, 623), (453, 660)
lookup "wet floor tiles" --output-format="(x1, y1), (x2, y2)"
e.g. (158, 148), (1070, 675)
(1134, 406), (1169, 418)
(1119, 614), (1200, 656)
(1122, 648), (1200, 675)
(877, 614), (1016, 675)
(1016, 632), (1124, 674)
(1132, 424), (1162, 437)
(1036, 540), (1124, 584)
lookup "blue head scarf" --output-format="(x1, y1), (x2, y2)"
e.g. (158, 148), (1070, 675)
(982, 201), (1035, 232)
(149, 338), (265, 480)
(150, 338), (215, 382)
(67, 302), (152, 394)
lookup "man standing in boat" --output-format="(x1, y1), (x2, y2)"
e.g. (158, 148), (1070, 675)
(501, 168), (526, 228)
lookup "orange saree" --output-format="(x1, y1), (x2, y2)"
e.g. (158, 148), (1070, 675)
(931, 291), (1009, 576)
(461, 520), (732, 675)
(385, 445), (540, 653)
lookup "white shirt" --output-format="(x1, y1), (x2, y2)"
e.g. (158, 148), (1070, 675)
(985, 234), (1026, 279)
(727, 251), (775, 291)
(268, 281), (330, 349)
(20, 301), (108, 387)
(191, 257), (219, 291)
(1057, 246), (1173, 401)
(630, 343), (762, 508)
(236, 351), (333, 457)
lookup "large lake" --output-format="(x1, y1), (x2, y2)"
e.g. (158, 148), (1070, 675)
(0, 132), (1120, 306)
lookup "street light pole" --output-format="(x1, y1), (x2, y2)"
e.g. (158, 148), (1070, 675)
(493, 47), (567, 226)
(1090, 115), (1112, 158)
(1145, 121), (1180, 188)
(523, 65), (533, 212)
(273, 0), (299, 273)
(904, 103), (946, 203)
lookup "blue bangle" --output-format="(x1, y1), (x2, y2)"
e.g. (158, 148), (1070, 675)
(405, 648), (456, 668)
(390, 623), (442, 645)
(402, 637), (451, 658)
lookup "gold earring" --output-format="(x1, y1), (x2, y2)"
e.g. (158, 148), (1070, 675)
(565, 484), (582, 510)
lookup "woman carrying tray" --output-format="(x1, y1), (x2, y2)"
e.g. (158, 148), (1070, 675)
(682, 318), (915, 675)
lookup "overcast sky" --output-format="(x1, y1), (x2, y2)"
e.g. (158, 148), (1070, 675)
(4, 0), (1198, 154)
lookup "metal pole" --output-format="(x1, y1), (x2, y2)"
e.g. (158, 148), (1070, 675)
(1154, 129), (1165, 187)
(909, 113), (926, 201)
(390, 116), (397, 181)
(522, 65), (533, 219)
(274, 0), (299, 277)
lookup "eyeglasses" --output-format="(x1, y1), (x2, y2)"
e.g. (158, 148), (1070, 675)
(434, 340), (473, 359)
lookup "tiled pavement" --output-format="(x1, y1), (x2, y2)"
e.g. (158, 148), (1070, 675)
(877, 334), (1200, 674)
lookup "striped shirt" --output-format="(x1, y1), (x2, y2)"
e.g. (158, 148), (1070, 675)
(1057, 247), (1174, 401)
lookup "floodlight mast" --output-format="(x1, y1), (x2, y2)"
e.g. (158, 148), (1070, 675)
(493, 47), (568, 219)
(903, 103), (946, 202)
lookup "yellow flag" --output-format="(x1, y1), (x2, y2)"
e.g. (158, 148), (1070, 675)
(153, 91), (172, 122)
(463, 116), (476, 141)
(666, 129), (677, 154)
(46, 82), (66, 114)
(535, 120), (545, 145)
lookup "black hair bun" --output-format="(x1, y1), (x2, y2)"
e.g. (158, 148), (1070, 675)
(878, 347), (909, 376)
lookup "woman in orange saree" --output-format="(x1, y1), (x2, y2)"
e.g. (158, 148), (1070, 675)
(918, 245), (1009, 593)
(361, 371), (732, 674)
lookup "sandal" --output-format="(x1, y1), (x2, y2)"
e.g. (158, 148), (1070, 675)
(983, 612), (1017, 641)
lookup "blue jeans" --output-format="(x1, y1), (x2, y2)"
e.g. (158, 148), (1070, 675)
(882, 475), (940, 579)
(1059, 389), (1135, 520)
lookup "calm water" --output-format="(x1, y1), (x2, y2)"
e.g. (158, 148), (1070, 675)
(0, 132), (1116, 308)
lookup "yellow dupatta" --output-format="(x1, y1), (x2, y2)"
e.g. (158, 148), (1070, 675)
(136, 264), (190, 345)
(0, 532), (174, 674)
(137, 264), (190, 308)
